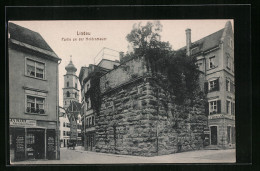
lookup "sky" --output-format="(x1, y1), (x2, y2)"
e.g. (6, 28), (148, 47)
(10, 20), (233, 106)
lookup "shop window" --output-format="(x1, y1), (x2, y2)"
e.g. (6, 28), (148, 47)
(26, 58), (45, 79)
(26, 95), (45, 114)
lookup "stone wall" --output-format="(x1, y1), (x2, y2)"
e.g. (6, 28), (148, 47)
(95, 70), (207, 156)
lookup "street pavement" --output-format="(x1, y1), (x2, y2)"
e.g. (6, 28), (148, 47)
(11, 147), (235, 165)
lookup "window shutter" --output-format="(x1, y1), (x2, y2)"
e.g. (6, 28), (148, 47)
(226, 101), (229, 113)
(217, 100), (221, 113)
(205, 102), (209, 116)
(204, 82), (208, 94)
(216, 79), (220, 91)
(226, 80), (228, 91)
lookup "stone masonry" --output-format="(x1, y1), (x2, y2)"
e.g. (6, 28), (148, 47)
(95, 57), (207, 156)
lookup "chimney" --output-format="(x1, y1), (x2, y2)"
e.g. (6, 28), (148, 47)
(119, 51), (124, 61)
(185, 28), (191, 56)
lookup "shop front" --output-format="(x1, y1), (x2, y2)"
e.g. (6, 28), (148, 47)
(10, 119), (57, 162)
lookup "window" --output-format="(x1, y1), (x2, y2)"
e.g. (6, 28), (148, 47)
(231, 102), (235, 115)
(26, 58), (45, 79)
(75, 83), (77, 89)
(208, 79), (219, 92)
(75, 92), (77, 98)
(226, 100), (231, 114)
(92, 116), (94, 125)
(229, 38), (233, 48)
(209, 100), (221, 115)
(67, 82), (69, 87)
(65, 101), (67, 105)
(26, 95), (45, 114)
(226, 79), (231, 91)
(63, 122), (65, 127)
(66, 91), (70, 97)
(63, 131), (66, 136)
(226, 55), (231, 69)
(86, 99), (90, 110)
(209, 56), (215, 69)
(87, 84), (90, 91)
(209, 101), (217, 114)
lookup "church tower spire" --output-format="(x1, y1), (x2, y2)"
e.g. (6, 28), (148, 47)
(63, 56), (79, 109)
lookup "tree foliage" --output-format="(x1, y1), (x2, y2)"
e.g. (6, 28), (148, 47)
(126, 21), (203, 104)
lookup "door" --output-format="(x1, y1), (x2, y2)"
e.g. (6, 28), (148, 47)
(34, 129), (45, 159)
(47, 129), (56, 160)
(210, 126), (218, 145)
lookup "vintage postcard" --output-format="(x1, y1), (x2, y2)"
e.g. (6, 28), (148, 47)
(8, 19), (235, 164)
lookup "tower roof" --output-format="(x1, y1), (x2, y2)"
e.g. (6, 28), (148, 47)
(65, 59), (77, 72)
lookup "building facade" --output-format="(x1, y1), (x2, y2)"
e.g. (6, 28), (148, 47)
(183, 21), (235, 148)
(59, 107), (70, 148)
(79, 58), (120, 151)
(8, 22), (61, 161)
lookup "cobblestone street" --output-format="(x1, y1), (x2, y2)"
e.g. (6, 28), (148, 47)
(11, 147), (235, 164)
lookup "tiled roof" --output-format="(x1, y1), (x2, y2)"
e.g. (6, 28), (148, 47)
(8, 22), (54, 53)
(179, 28), (224, 53)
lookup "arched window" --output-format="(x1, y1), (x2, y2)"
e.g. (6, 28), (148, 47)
(66, 91), (70, 97)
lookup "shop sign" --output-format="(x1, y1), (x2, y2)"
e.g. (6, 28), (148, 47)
(10, 119), (36, 126)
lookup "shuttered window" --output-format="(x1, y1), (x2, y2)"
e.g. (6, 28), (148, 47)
(207, 78), (219, 92)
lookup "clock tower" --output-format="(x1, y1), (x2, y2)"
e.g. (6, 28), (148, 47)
(63, 56), (79, 109)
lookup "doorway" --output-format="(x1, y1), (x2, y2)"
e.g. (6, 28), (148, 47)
(210, 126), (218, 145)
(27, 128), (45, 159)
